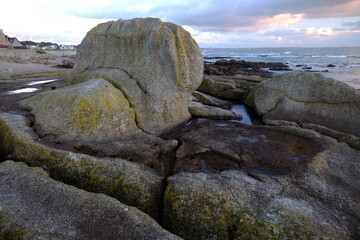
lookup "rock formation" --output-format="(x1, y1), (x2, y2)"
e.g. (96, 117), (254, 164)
(163, 119), (360, 240)
(1, 18), (360, 240)
(0, 113), (163, 218)
(69, 17), (203, 135)
(245, 71), (360, 138)
(0, 160), (180, 240)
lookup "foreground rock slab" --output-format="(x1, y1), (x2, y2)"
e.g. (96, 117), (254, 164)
(171, 119), (331, 174)
(0, 113), (163, 218)
(245, 71), (360, 138)
(162, 119), (360, 239)
(69, 18), (203, 135)
(0, 161), (181, 240)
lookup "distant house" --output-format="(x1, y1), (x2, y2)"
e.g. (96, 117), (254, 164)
(41, 44), (58, 50)
(0, 29), (24, 48)
(8, 37), (23, 47)
(59, 44), (76, 50)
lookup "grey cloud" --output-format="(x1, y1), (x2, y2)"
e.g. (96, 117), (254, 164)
(343, 20), (360, 30)
(68, 0), (359, 32)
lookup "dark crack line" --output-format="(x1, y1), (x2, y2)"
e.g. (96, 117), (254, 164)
(120, 68), (148, 94)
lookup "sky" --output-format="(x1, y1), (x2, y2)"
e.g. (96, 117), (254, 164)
(1, 0), (360, 48)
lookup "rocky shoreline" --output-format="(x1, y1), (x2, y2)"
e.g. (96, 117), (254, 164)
(0, 18), (360, 240)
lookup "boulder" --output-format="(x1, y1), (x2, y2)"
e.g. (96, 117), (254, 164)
(245, 71), (360, 138)
(197, 75), (247, 100)
(192, 90), (232, 109)
(69, 18), (203, 135)
(57, 59), (75, 68)
(188, 101), (242, 121)
(0, 113), (163, 218)
(0, 161), (180, 240)
(164, 120), (360, 239)
(20, 78), (138, 143)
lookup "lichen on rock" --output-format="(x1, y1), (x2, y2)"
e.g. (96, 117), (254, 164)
(0, 112), (163, 219)
(19, 78), (137, 143)
(69, 17), (204, 135)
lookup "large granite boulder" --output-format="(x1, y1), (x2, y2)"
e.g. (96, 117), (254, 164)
(0, 113), (163, 218)
(245, 71), (360, 138)
(163, 119), (360, 239)
(0, 161), (180, 240)
(69, 18), (203, 135)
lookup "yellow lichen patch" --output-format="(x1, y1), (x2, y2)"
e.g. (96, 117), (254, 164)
(309, 152), (329, 171)
(68, 97), (103, 133)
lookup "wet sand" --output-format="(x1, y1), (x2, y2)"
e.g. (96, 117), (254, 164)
(0, 48), (75, 79)
(0, 49), (73, 112)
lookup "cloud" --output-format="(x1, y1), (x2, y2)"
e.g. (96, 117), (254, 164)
(73, 1), (360, 35)
(1, 0), (360, 46)
(343, 20), (360, 30)
(66, 0), (360, 33)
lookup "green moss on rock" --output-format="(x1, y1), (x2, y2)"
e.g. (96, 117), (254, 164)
(0, 113), (163, 219)
(163, 173), (343, 240)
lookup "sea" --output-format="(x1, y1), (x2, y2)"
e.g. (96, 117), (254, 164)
(202, 47), (360, 89)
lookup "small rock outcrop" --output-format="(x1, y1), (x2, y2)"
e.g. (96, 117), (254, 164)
(69, 18), (203, 135)
(245, 71), (360, 138)
(0, 161), (180, 240)
(197, 75), (247, 100)
(188, 101), (242, 120)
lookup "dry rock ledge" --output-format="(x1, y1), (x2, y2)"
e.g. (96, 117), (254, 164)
(1, 18), (360, 240)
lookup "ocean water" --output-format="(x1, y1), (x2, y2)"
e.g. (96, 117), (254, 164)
(202, 47), (360, 89)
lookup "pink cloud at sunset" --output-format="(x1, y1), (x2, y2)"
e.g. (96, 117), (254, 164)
(1, 0), (359, 47)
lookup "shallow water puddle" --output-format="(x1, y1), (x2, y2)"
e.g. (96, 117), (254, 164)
(27, 79), (59, 86)
(288, 153), (307, 163)
(244, 167), (279, 176)
(236, 134), (267, 143)
(216, 123), (229, 127)
(230, 104), (252, 125)
(200, 160), (208, 171)
(5, 88), (39, 94)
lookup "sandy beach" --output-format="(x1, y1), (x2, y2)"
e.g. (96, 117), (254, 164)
(0, 48), (75, 79)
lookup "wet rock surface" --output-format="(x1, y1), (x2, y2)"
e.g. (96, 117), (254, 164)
(0, 76), (67, 112)
(168, 118), (331, 175)
(204, 59), (280, 78)
(164, 142), (360, 239)
(0, 160), (180, 240)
